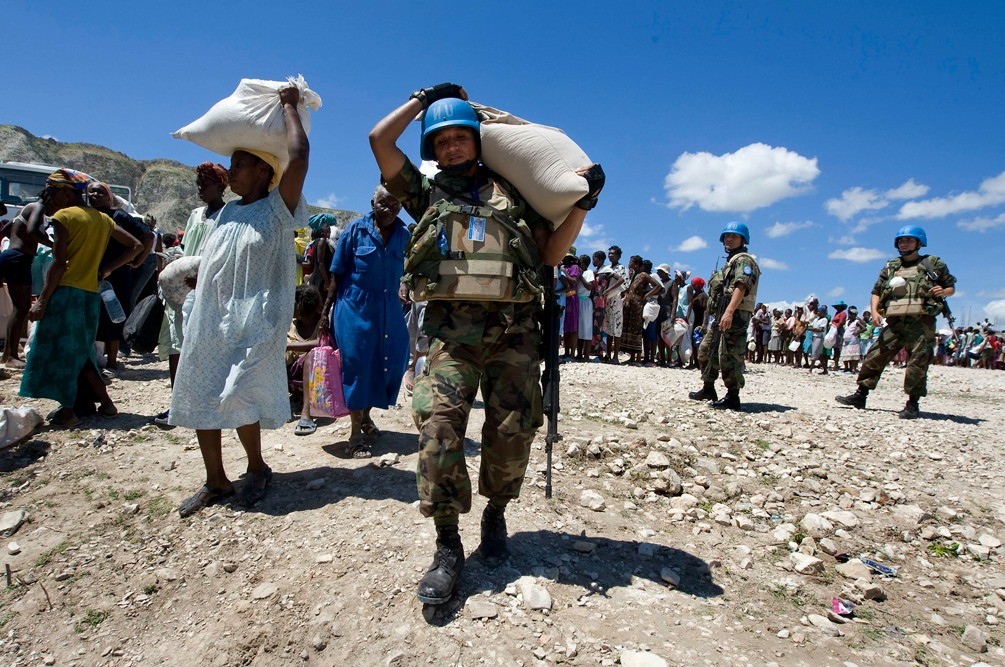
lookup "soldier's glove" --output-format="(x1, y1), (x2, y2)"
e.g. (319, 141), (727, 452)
(575, 164), (606, 210)
(410, 83), (464, 110)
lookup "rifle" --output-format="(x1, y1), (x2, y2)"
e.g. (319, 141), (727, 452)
(919, 256), (957, 335)
(540, 265), (561, 499)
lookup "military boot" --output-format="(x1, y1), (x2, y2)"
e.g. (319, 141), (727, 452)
(477, 501), (509, 567)
(688, 383), (718, 402)
(416, 525), (464, 605)
(710, 388), (741, 411)
(835, 386), (869, 409)
(898, 397), (920, 420)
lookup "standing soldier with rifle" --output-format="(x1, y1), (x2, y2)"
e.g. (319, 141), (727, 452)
(370, 83), (604, 606)
(687, 222), (760, 411)
(836, 226), (955, 419)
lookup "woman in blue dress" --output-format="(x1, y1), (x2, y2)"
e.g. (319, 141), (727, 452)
(323, 186), (409, 456)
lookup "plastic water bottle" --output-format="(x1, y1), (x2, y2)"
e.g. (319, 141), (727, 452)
(99, 280), (126, 323)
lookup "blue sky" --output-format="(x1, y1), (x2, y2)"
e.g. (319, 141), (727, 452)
(6, 1), (1004, 323)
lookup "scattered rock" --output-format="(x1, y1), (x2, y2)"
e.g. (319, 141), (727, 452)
(468, 599), (499, 619)
(820, 510), (860, 529)
(645, 451), (670, 469)
(306, 478), (326, 491)
(800, 513), (834, 537)
(7, 542), (20, 555)
(790, 553), (824, 575)
(378, 453), (400, 467)
(619, 649), (669, 667)
(0, 509), (28, 537)
(961, 625), (988, 653)
(836, 561), (872, 581)
(251, 583), (278, 600)
(660, 568), (681, 588)
(518, 579), (552, 610)
(580, 490), (606, 512)
(807, 613), (842, 636)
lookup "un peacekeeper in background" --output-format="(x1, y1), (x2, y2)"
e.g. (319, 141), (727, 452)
(836, 225), (955, 419)
(370, 83), (605, 605)
(687, 222), (759, 411)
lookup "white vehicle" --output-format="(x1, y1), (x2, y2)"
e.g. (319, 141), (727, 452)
(0, 161), (134, 223)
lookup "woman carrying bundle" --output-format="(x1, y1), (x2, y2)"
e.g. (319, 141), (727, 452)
(170, 85), (310, 517)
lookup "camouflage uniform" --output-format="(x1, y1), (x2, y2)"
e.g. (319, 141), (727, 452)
(695, 267), (724, 377)
(385, 161), (546, 525)
(856, 255), (955, 397)
(701, 253), (758, 389)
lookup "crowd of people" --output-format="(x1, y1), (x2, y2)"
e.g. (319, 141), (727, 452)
(0, 80), (987, 608)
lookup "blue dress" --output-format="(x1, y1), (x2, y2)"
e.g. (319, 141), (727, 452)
(330, 213), (410, 410)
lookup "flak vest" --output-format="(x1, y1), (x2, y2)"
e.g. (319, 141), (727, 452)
(882, 257), (941, 317)
(402, 176), (544, 303)
(722, 252), (759, 313)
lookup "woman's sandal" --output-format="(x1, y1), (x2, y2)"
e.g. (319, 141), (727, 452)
(294, 417), (317, 436)
(178, 485), (235, 518)
(347, 435), (372, 459)
(238, 467), (273, 508)
(98, 405), (118, 419)
(360, 422), (381, 439)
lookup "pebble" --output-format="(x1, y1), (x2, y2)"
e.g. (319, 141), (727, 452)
(468, 600), (498, 619)
(580, 490), (606, 512)
(572, 540), (596, 554)
(619, 650), (669, 667)
(835, 561), (872, 581)
(7, 542), (20, 555)
(306, 478), (326, 491)
(800, 513), (833, 536)
(0, 509), (28, 537)
(660, 568), (681, 588)
(807, 613), (842, 636)
(961, 625), (988, 652)
(979, 534), (1002, 548)
(251, 583), (278, 600)
(316, 554), (333, 564)
(518, 578), (552, 610)
(790, 552), (824, 575)
(378, 453), (400, 467)
(820, 510), (860, 529)
(645, 451), (670, 469)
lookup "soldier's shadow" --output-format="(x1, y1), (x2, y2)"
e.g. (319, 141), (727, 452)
(422, 529), (724, 626)
(867, 408), (983, 426)
(741, 403), (796, 414)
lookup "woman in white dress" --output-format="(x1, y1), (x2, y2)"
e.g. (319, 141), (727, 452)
(171, 85), (310, 517)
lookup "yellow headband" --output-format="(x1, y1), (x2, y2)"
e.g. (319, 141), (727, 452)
(236, 147), (283, 190)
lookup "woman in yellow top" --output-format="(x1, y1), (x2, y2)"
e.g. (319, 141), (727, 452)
(19, 169), (143, 427)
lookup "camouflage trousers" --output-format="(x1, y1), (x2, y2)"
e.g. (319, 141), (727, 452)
(412, 320), (543, 524)
(699, 311), (752, 390)
(856, 315), (935, 397)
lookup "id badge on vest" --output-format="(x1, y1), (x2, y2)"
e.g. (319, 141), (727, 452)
(467, 216), (486, 243)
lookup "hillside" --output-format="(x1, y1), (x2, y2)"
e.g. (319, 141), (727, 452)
(0, 125), (358, 231)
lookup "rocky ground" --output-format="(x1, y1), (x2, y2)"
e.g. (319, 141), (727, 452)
(0, 355), (1003, 667)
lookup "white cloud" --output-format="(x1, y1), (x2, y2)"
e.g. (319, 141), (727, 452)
(828, 247), (887, 263)
(41, 134), (59, 141)
(760, 257), (789, 270)
(850, 215), (886, 235)
(672, 261), (692, 271)
(419, 161), (440, 178)
(766, 220), (813, 238)
(313, 193), (341, 209)
(828, 234), (857, 246)
(675, 236), (708, 252)
(642, 244), (651, 253)
(985, 300), (1005, 322)
(978, 288), (1005, 298)
(827, 287), (846, 298)
(664, 142), (819, 213)
(885, 179), (929, 200)
(575, 221), (613, 255)
(957, 212), (1005, 232)
(898, 171), (1005, 219)
(825, 179), (928, 221)
(825, 187), (887, 221)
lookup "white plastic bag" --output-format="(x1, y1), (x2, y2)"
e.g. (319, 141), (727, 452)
(471, 103), (592, 229)
(823, 325), (838, 349)
(173, 75), (322, 168)
(0, 406), (43, 451)
(642, 301), (660, 325)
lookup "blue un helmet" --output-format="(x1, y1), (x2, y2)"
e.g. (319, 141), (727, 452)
(420, 98), (480, 161)
(719, 221), (750, 245)
(894, 225), (927, 249)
